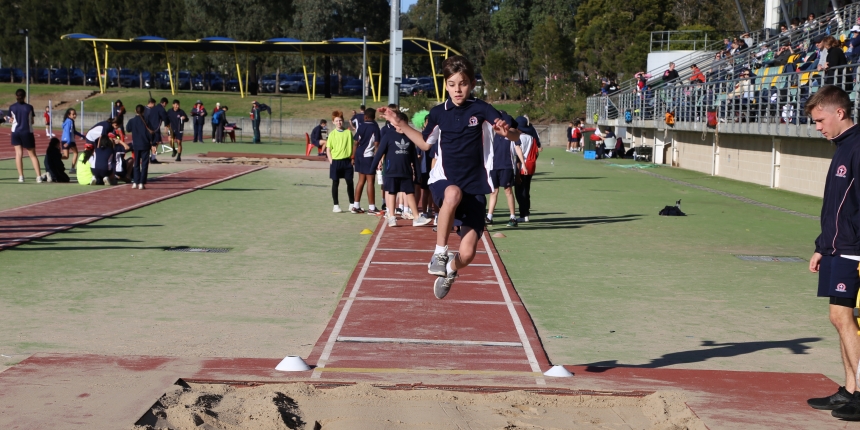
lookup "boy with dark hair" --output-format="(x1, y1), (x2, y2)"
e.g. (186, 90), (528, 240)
(372, 110), (432, 228)
(310, 119), (328, 156)
(167, 100), (188, 162)
(191, 101), (207, 143)
(145, 98), (168, 164)
(805, 85), (860, 420)
(127, 104), (152, 189)
(381, 55), (520, 299)
(352, 108), (380, 214)
(7, 89), (44, 182)
(44, 138), (70, 183)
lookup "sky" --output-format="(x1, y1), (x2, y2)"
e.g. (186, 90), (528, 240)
(401, 0), (418, 12)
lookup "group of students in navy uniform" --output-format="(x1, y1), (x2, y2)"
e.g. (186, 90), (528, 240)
(325, 55), (540, 299)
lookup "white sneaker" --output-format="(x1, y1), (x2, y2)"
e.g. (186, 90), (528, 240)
(103, 176), (111, 186)
(90, 177), (96, 185)
(388, 216), (397, 227)
(138, 184), (145, 190)
(37, 175), (44, 183)
(402, 211), (415, 220)
(18, 176), (24, 183)
(45, 172), (53, 182)
(333, 205), (343, 213)
(131, 183), (138, 189)
(516, 216), (530, 222)
(413, 215), (432, 227)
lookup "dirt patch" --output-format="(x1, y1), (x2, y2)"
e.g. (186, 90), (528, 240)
(0, 90), (99, 111)
(198, 156), (327, 169)
(133, 382), (705, 430)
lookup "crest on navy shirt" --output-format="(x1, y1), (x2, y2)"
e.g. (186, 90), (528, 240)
(837, 165), (847, 178)
(468, 116), (478, 127)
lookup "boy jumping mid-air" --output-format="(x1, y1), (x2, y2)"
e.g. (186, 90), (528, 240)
(381, 55), (520, 299)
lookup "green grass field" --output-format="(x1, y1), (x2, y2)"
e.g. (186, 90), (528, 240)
(0, 148), (840, 382)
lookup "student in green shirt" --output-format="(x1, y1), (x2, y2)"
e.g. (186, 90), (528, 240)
(326, 110), (356, 213)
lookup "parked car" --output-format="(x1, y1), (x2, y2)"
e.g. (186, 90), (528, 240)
(260, 73), (282, 93)
(412, 77), (437, 97)
(399, 77), (418, 95)
(343, 79), (363, 96)
(50, 68), (84, 85)
(153, 72), (171, 89)
(279, 74), (306, 93)
(202, 72), (223, 91)
(177, 71), (194, 90)
(119, 69), (139, 88)
(85, 68), (98, 86)
(225, 77), (240, 92)
(35, 68), (53, 84)
(0, 68), (24, 83)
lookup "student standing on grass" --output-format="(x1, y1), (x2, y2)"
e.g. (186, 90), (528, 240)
(60, 108), (85, 174)
(352, 108), (381, 214)
(144, 98), (165, 164)
(806, 85), (860, 421)
(211, 102), (221, 142)
(310, 119), (328, 156)
(514, 115), (539, 223)
(371, 110), (432, 228)
(7, 89), (44, 183)
(250, 101), (262, 143)
(327, 110), (356, 213)
(191, 101), (206, 143)
(570, 120), (583, 152)
(380, 55), (521, 299)
(212, 106), (228, 143)
(486, 112), (524, 227)
(167, 100), (188, 162)
(127, 104), (152, 190)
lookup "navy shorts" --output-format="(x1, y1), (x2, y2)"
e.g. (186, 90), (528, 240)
(818, 255), (860, 301)
(429, 179), (486, 237)
(11, 133), (35, 149)
(416, 172), (430, 189)
(330, 158), (354, 180)
(62, 140), (77, 150)
(152, 132), (162, 144)
(172, 131), (183, 142)
(354, 155), (376, 175)
(384, 176), (414, 194)
(490, 169), (514, 189)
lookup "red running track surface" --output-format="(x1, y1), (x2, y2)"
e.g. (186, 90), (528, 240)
(304, 217), (553, 387)
(0, 164), (264, 250)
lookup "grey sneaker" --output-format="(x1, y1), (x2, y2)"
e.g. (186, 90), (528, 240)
(428, 246), (448, 276)
(434, 270), (457, 299)
(388, 216), (397, 227)
(412, 215), (432, 227)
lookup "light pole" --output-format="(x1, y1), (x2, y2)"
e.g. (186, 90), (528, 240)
(18, 29), (29, 104)
(436, 0), (440, 39)
(356, 27), (368, 105)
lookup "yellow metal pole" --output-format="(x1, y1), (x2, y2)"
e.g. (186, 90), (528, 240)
(300, 48), (311, 101)
(312, 56), (317, 101)
(166, 51), (175, 96)
(103, 45), (110, 93)
(367, 62), (376, 103)
(244, 53), (249, 99)
(233, 47), (244, 98)
(428, 42), (441, 102)
(377, 54), (383, 102)
(93, 42), (103, 94)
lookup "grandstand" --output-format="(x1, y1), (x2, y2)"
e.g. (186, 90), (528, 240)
(586, 3), (860, 198)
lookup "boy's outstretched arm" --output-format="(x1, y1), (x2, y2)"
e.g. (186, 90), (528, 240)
(379, 107), (431, 151)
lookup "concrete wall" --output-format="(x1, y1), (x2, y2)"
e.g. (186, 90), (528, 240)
(634, 128), (834, 198)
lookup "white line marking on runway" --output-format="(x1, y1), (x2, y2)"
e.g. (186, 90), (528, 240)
(336, 336), (523, 347)
(482, 234), (547, 386)
(311, 220), (387, 378)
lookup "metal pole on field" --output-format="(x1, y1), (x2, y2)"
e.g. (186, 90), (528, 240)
(279, 96), (282, 143)
(19, 29), (29, 103)
(80, 101), (85, 131)
(48, 99), (52, 136)
(269, 96), (272, 143)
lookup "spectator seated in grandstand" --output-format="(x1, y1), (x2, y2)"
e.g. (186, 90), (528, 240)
(818, 35), (849, 85)
(766, 42), (795, 67)
(690, 64), (706, 84)
(846, 25), (860, 63)
(721, 69), (752, 122)
(662, 62), (679, 85)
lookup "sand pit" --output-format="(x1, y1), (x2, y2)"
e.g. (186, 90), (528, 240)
(133, 382), (705, 430)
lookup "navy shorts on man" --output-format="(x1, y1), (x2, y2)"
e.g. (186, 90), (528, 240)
(330, 159), (354, 180)
(429, 179), (486, 237)
(384, 176), (415, 194)
(11, 133), (35, 149)
(818, 255), (860, 306)
(490, 169), (514, 189)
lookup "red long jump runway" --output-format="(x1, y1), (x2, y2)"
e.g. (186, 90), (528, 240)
(304, 219), (552, 386)
(0, 164), (264, 250)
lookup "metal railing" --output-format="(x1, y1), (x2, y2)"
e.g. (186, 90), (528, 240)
(588, 63), (859, 139)
(611, 3), (860, 97)
(650, 31), (710, 52)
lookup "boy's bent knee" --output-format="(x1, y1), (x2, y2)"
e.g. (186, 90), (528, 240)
(444, 185), (462, 201)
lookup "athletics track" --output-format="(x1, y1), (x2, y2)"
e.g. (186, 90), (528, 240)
(0, 156), (848, 428)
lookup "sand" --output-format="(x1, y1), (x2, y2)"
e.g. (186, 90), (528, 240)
(133, 382), (705, 430)
(197, 156), (328, 169)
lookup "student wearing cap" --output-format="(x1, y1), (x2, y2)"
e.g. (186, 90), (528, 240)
(191, 100), (207, 142)
(250, 101), (262, 143)
(167, 100), (188, 161)
(848, 26), (860, 63)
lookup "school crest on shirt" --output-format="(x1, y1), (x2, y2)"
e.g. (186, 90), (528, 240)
(468, 116), (478, 127)
(837, 165), (848, 178)
(837, 283), (847, 292)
